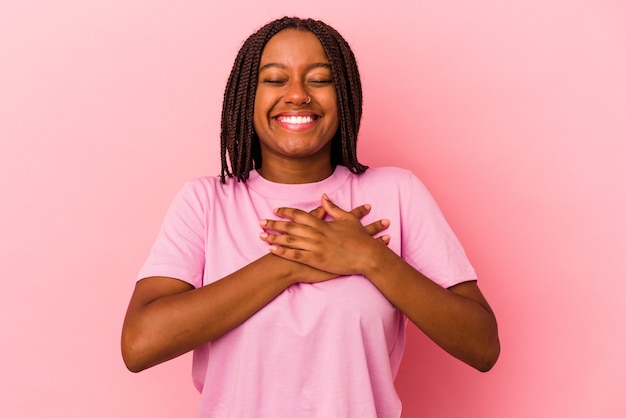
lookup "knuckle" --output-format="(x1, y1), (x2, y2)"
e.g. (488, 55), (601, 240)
(267, 234), (278, 243)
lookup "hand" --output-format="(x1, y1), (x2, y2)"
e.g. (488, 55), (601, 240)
(272, 202), (389, 284)
(308, 202), (391, 245)
(259, 194), (390, 277)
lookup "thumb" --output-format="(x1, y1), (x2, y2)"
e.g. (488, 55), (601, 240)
(321, 193), (350, 220)
(309, 205), (326, 220)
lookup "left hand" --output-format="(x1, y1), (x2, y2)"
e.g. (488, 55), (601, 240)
(259, 194), (390, 276)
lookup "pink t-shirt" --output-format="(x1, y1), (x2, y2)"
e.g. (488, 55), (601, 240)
(138, 166), (477, 417)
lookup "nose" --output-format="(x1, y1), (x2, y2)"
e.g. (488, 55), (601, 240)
(284, 80), (310, 105)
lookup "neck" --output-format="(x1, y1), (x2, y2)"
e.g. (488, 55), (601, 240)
(257, 159), (334, 184)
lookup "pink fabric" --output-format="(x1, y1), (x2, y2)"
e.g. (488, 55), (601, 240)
(138, 166), (477, 417)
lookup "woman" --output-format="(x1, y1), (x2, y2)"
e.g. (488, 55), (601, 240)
(122, 16), (500, 417)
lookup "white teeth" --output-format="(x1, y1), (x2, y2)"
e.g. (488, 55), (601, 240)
(278, 116), (314, 124)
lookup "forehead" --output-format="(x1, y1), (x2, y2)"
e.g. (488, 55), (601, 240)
(259, 29), (329, 65)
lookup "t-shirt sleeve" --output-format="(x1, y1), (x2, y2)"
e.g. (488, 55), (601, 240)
(400, 172), (477, 288)
(136, 181), (206, 288)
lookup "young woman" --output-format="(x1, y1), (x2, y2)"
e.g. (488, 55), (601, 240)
(122, 16), (500, 417)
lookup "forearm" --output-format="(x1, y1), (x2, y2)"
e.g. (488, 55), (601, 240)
(122, 253), (303, 372)
(364, 247), (500, 372)
(123, 201), (385, 372)
(259, 196), (499, 370)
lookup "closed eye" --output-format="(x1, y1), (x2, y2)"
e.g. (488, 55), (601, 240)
(262, 79), (287, 85)
(309, 79), (333, 86)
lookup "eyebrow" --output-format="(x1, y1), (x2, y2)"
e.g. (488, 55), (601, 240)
(258, 62), (332, 72)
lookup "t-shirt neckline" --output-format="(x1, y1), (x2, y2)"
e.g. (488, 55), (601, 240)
(246, 165), (351, 201)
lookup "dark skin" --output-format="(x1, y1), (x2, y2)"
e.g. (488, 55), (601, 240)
(122, 205), (391, 372)
(122, 28), (499, 374)
(261, 195), (500, 372)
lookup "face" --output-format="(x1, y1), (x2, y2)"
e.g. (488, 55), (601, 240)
(253, 29), (339, 170)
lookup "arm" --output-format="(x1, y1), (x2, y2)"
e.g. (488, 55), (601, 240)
(122, 253), (320, 372)
(260, 194), (500, 372)
(360, 249), (500, 372)
(121, 204), (389, 372)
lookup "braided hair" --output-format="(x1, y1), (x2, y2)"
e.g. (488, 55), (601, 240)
(220, 16), (368, 182)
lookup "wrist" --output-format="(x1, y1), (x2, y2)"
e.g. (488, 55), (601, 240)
(361, 243), (399, 280)
(261, 253), (299, 286)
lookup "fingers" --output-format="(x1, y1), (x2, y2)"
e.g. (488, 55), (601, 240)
(277, 196), (369, 222)
(312, 201), (371, 221)
(262, 198), (390, 236)
(273, 196), (352, 223)
(349, 203), (372, 220)
(260, 205), (331, 249)
(260, 197), (391, 251)
(376, 234), (391, 245)
(322, 195), (382, 229)
(363, 218), (390, 237)
(312, 201), (370, 221)
(259, 197), (393, 275)
(321, 193), (350, 219)
(309, 205), (326, 220)
(259, 215), (320, 250)
(273, 206), (322, 227)
(322, 194), (389, 239)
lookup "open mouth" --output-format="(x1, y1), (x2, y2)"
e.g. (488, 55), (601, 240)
(273, 114), (320, 131)
(275, 115), (318, 124)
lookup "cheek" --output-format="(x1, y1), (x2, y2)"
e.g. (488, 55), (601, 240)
(253, 90), (275, 116)
(252, 97), (264, 130)
(327, 101), (339, 133)
(328, 92), (339, 122)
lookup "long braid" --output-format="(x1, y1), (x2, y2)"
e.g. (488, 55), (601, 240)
(313, 22), (365, 173)
(220, 17), (367, 183)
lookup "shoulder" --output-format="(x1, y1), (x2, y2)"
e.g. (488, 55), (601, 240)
(353, 166), (425, 190)
(168, 175), (247, 214)
(350, 167), (437, 212)
(178, 175), (246, 197)
(181, 175), (227, 190)
(358, 166), (416, 180)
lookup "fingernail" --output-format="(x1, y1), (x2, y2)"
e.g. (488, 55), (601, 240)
(322, 193), (330, 200)
(259, 232), (268, 239)
(259, 219), (268, 226)
(364, 204), (371, 211)
(381, 219), (390, 226)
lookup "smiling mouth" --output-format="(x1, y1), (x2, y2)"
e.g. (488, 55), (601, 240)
(275, 115), (318, 124)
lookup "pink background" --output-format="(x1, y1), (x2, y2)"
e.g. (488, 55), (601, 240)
(2, 1), (625, 417)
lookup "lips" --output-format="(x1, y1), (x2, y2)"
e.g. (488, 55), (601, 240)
(276, 115), (316, 124)
(273, 112), (319, 131)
